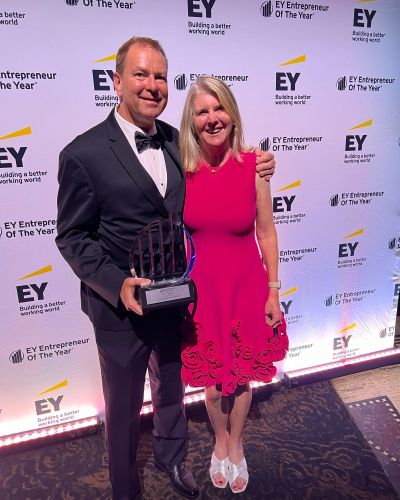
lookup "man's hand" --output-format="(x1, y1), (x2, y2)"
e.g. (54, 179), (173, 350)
(255, 147), (276, 181)
(120, 277), (152, 316)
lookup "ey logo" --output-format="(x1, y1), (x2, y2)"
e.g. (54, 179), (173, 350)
(388, 237), (400, 251)
(273, 180), (301, 213)
(345, 119), (372, 151)
(35, 380), (67, 416)
(174, 74), (188, 91)
(338, 229), (364, 258)
(260, 1), (273, 18)
(0, 127), (31, 169)
(353, 6), (376, 28)
(259, 137), (271, 152)
(279, 287), (297, 315)
(16, 265), (52, 303)
(92, 54), (116, 91)
(333, 323), (356, 350)
(187, 0), (216, 18)
(276, 54), (306, 91)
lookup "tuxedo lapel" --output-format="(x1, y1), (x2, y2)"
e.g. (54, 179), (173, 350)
(156, 120), (186, 209)
(155, 120), (183, 172)
(105, 112), (169, 218)
(162, 134), (182, 175)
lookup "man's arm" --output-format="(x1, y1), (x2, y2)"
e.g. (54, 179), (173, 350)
(56, 148), (127, 308)
(254, 147), (276, 180)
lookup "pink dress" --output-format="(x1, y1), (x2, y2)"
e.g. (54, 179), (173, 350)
(181, 151), (278, 396)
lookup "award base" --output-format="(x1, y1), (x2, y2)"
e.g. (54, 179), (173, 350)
(138, 278), (195, 313)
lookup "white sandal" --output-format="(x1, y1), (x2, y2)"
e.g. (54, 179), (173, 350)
(209, 453), (229, 488)
(229, 457), (249, 494)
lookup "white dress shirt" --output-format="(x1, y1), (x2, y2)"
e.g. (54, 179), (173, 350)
(114, 108), (168, 197)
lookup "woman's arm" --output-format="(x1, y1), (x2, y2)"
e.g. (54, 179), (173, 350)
(255, 174), (282, 327)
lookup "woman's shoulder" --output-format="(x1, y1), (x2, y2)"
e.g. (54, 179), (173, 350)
(239, 149), (257, 168)
(240, 149), (256, 159)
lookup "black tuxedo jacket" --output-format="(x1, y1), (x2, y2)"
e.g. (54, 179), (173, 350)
(56, 110), (185, 338)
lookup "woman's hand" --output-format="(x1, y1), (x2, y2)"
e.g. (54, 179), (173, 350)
(265, 291), (282, 328)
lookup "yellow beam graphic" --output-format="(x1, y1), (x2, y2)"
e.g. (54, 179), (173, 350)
(95, 54), (117, 63)
(349, 119), (373, 130)
(0, 126), (32, 140)
(17, 265), (52, 281)
(337, 323), (357, 334)
(276, 180), (301, 192)
(280, 55), (306, 67)
(37, 380), (68, 396)
(280, 287), (298, 297)
(343, 229), (364, 239)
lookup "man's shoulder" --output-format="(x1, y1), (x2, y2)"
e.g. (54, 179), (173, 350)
(155, 119), (179, 141)
(62, 117), (109, 154)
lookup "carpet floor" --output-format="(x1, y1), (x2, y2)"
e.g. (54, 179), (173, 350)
(1, 379), (399, 500)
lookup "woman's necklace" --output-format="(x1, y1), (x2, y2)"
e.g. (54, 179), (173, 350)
(202, 149), (232, 174)
(204, 164), (222, 174)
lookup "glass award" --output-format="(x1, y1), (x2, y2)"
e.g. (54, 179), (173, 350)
(129, 219), (196, 312)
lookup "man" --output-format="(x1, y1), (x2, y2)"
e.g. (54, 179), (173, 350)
(56, 37), (275, 500)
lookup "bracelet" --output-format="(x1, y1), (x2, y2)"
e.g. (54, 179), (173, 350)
(268, 280), (281, 289)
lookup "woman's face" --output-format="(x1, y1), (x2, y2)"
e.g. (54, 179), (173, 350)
(192, 91), (233, 153)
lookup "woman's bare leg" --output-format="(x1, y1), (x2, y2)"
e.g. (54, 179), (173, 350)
(228, 384), (252, 491)
(205, 386), (230, 485)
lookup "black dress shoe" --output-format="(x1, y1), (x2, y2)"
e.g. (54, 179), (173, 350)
(155, 461), (199, 498)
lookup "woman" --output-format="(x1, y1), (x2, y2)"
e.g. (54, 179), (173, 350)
(180, 76), (286, 494)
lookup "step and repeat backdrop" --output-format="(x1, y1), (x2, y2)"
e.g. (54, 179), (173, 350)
(1, 0), (399, 436)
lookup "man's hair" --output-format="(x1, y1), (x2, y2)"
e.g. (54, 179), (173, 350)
(115, 36), (168, 74)
(180, 76), (245, 173)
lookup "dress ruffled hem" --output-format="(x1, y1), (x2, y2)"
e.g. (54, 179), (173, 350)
(181, 316), (287, 396)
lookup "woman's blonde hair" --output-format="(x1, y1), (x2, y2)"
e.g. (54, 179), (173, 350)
(180, 76), (245, 172)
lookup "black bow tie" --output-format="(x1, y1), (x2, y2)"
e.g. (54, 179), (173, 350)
(135, 131), (162, 154)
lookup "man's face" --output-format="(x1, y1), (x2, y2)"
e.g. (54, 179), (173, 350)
(114, 44), (168, 132)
